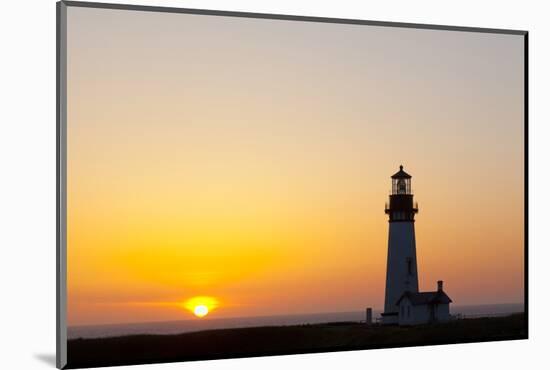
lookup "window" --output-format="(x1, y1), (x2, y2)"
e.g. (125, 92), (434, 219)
(407, 306), (411, 317)
(407, 257), (413, 275)
(401, 305), (404, 316)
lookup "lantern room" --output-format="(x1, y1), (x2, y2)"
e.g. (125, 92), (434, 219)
(391, 165), (412, 195)
(385, 165), (418, 221)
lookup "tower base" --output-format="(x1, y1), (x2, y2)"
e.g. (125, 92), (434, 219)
(381, 312), (398, 325)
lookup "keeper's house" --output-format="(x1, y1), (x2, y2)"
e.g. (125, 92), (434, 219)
(396, 280), (452, 326)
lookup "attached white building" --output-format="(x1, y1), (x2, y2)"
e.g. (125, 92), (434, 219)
(396, 281), (452, 326)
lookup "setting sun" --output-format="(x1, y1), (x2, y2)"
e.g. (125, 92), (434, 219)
(194, 305), (209, 317)
(182, 296), (219, 318)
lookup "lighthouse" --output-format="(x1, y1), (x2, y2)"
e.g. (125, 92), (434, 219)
(380, 166), (453, 325)
(381, 165), (419, 325)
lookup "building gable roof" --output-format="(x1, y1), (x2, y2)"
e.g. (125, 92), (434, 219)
(396, 290), (452, 306)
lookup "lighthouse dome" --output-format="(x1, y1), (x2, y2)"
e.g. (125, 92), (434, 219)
(391, 165), (412, 179)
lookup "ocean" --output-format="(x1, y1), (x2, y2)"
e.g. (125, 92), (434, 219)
(67, 303), (524, 339)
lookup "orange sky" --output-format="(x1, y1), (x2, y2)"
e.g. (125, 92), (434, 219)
(66, 7), (524, 326)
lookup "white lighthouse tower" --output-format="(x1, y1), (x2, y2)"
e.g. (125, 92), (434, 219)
(381, 165), (419, 325)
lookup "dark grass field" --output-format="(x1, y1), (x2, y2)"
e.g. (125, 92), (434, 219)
(66, 313), (526, 369)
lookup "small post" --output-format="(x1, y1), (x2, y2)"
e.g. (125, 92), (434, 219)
(366, 307), (373, 325)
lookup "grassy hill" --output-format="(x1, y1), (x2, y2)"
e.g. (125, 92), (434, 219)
(66, 313), (526, 369)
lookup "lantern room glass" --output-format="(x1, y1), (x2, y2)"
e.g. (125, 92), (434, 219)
(392, 178), (411, 195)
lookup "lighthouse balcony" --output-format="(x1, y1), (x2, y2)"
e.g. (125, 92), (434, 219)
(385, 201), (419, 214)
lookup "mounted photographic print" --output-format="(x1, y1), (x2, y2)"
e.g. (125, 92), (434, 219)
(56, 1), (528, 368)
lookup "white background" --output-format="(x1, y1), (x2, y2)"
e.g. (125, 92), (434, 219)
(1, 0), (548, 369)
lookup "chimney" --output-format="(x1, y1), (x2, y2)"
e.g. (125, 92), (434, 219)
(437, 280), (443, 292)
